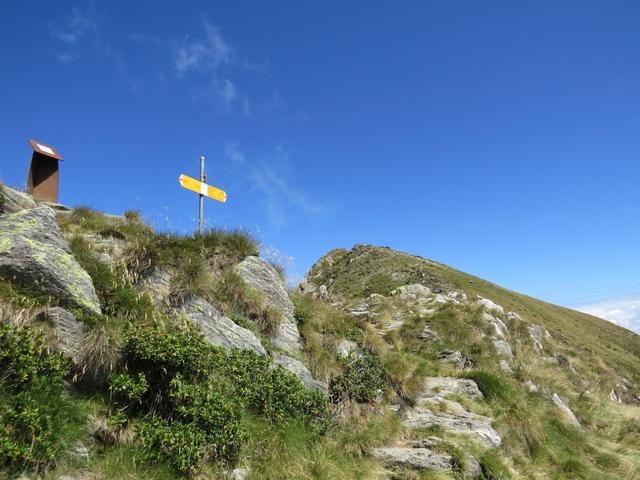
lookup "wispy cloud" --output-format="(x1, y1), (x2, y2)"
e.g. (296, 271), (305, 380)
(224, 141), (246, 164)
(574, 296), (640, 334)
(50, 4), (97, 44)
(171, 20), (233, 74)
(224, 143), (329, 228)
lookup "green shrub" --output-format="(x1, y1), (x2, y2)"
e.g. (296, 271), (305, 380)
(0, 323), (81, 471)
(221, 349), (331, 431)
(465, 370), (512, 403)
(293, 295), (314, 327)
(329, 351), (386, 403)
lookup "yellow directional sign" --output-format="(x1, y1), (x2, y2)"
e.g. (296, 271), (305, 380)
(179, 174), (227, 203)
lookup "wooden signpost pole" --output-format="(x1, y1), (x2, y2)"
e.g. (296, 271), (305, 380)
(199, 156), (205, 235)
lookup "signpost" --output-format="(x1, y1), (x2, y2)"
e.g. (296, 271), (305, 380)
(179, 156), (227, 235)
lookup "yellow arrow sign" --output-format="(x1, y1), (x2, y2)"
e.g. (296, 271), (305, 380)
(179, 174), (227, 203)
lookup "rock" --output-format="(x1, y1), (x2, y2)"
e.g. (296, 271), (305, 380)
(74, 444), (90, 460)
(234, 256), (301, 352)
(138, 267), (172, 307)
(492, 339), (513, 360)
(524, 380), (540, 393)
(0, 206), (101, 314)
(390, 284), (432, 302)
(482, 312), (510, 339)
(272, 353), (328, 393)
(499, 359), (513, 374)
(477, 297), (505, 314)
(349, 303), (369, 318)
(371, 447), (452, 471)
(438, 350), (475, 369)
(419, 324), (440, 342)
(528, 324), (545, 354)
(551, 393), (580, 427)
(418, 377), (484, 401)
(336, 339), (359, 358)
(507, 311), (521, 321)
(177, 296), (266, 355)
(403, 400), (502, 448)
(463, 456), (483, 479)
(40, 307), (85, 363)
(229, 468), (249, 480)
(411, 436), (444, 448)
(0, 184), (36, 214)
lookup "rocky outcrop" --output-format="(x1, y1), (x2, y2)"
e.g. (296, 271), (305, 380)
(234, 256), (301, 353)
(492, 339), (513, 360)
(273, 353), (328, 393)
(138, 267), (172, 307)
(482, 312), (510, 339)
(418, 377), (484, 401)
(477, 297), (505, 314)
(178, 296), (266, 355)
(371, 447), (452, 471)
(438, 350), (475, 369)
(0, 185), (37, 214)
(0, 206), (101, 314)
(402, 377), (502, 448)
(40, 307), (86, 363)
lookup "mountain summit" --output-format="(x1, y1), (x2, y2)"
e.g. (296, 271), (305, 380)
(1, 184), (639, 479)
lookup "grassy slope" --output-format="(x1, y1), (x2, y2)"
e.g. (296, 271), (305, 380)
(305, 245), (640, 385)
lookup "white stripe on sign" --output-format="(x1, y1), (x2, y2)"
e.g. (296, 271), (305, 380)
(200, 183), (207, 195)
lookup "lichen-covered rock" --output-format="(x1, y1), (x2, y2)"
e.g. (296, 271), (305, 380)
(0, 206), (101, 314)
(40, 307), (85, 363)
(371, 447), (452, 471)
(0, 184), (36, 214)
(528, 324), (545, 354)
(272, 353), (328, 394)
(482, 312), (510, 339)
(390, 284), (432, 302)
(234, 256), (301, 353)
(178, 296), (266, 355)
(477, 296), (505, 314)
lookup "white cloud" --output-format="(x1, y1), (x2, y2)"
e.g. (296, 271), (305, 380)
(574, 296), (640, 333)
(171, 20), (232, 74)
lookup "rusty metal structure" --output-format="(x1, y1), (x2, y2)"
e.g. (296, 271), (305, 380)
(26, 139), (62, 203)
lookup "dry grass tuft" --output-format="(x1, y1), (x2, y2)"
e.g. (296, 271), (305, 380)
(78, 324), (123, 382)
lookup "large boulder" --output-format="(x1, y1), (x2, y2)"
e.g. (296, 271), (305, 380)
(273, 353), (328, 394)
(0, 185), (36, 214)
(0, 206), (101, 314)
(234, 256), (301, 353)
(418, 377), (484, 401)
(40, 307), (86, 363)
(178, 296), (266, 355)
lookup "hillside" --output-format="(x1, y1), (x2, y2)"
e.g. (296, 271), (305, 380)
(1, 184), (639, 480)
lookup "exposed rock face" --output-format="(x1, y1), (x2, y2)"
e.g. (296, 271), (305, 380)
(391, 284), (432, 302)
(499, 359), (514, 374)
(419, 377), (484, 401)
(0, 206), (101, 314)
(492, 339), (514, 360)
(371, 447), (452, 471)
(477, 297), (505, 314)
(336, 339), (359, 358)
(234, 256), (301, 353)
(438, 350), (475, 370)
(482, 312), (510, 339)
(41, 307), (85, 363)
(528, 324), (545, 354)
(402, 377), (501, 449)
(138, 267), (172, 307)
(551, 393), (581, 427)
(178, 296), (266, 355)
(403, 400), (502, 448)
(0, 185), (37, 214)
(273, 353), (328, 393)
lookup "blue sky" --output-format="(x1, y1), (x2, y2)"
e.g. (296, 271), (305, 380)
(1, 2), (639, 332)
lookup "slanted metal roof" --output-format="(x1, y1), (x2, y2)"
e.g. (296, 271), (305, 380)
(27, 139), (63, 161)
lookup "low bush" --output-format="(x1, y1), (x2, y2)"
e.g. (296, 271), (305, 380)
(0, 323), (82, 471)
(108, 321), (330, 475)
(329, 351), (386, 403)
